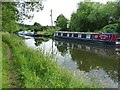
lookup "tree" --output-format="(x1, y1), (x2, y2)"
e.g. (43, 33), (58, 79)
(69, 1), (119, 32)
(70, 2), (98, 32)
(99, 23), (118, 33)
(2, 1), (43, 32)
(33, 22), (43, 33)
(16, 1), (44, 22)
(55, 14), (68, 31)
(2, 2), (19, 32)
(69, 13), (81, 32)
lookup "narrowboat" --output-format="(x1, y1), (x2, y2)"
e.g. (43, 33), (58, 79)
(54, 31), (120, 47)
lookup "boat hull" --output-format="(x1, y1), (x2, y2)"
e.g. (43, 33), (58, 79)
(54, 36), (119, 47)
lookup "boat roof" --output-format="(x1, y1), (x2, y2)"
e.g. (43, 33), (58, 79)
(55, 31), (117, 35)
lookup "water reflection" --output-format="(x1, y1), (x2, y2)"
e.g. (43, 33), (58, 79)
(24, 37), (119, 88)
(54, 38), (119, 87)
(55, 38), (120, 57)
(34, 38), (49, 46)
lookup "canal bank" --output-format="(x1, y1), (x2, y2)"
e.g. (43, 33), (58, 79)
(24, 36), (119, 88)
(2, 41), (20, 88)
(2, 33), (98, 88)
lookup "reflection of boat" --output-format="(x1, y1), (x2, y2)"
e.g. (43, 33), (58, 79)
(18, 31), (34, 39)
(54, 31), (120, 46)
(18, 31), (34, 36)
(54, 38), (120, 56)
(54, 38), (119, 84)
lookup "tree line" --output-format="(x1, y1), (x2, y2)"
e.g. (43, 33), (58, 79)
(55, 1), (119, 36)
(1, 1), (120, 36)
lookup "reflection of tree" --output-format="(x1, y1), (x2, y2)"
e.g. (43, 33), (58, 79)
(57, 46), (68, 56)
(34, 39), (42, 46)
(69, 48), (118, 83)
(34, 38), (49, 46)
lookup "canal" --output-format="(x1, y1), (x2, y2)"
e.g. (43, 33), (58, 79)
(23, 36), (119, 88)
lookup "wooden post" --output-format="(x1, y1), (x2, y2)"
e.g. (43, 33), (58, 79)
(50, 9), (53, 27)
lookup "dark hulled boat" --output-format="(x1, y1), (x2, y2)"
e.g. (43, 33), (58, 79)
(54, 31), (120, 47)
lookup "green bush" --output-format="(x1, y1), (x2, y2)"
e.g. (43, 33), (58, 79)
(99, 23), (118, 33)
(98, 23), (120, 38)
(37, 27), (61, 35)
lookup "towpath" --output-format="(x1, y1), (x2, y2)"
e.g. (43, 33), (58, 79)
(6, 45), (19, 88)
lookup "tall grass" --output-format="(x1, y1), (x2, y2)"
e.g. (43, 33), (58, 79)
(0, 33), (2, 89)
(2, 33), (99, 88)
(2, 42), (9, 88)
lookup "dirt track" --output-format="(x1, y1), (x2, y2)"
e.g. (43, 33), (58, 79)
(7, 46), (19, 88)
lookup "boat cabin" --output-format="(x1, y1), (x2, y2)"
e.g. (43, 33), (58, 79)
(54, 31), (119, 46)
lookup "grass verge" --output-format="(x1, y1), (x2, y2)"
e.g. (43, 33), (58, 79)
(2, 42), (9, 88)
(2, 32), (99, 88)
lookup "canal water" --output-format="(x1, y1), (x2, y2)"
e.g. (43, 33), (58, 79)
(23, 36), (119, 88)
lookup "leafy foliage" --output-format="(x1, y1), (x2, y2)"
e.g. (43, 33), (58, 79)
(99, 23), (118, 33)
(2, 2), (19, 32)
(69, 1), (119, 32)
(2, 1), (43, 32)
(55, 14), (68, 31)
(33, 22), (43, 33)
(98, 23), (120, 37)
(37, 27), (61, 35)
(16, 1), (44, 22)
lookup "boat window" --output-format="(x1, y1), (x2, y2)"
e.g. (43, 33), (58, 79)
(74, 34), (78, 37)
(69, 34), (72, 37)
(58, 33), (61, 36)
(81, 34), (86, 38)
(63, 33), (67, 36)
(78, 34), (81, 38)
(86, 34), (91, 39)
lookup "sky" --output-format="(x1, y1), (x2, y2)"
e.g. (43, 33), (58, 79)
(23, 0), (115, 26)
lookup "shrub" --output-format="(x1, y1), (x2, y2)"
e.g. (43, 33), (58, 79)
(99, 23), (118, 33)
